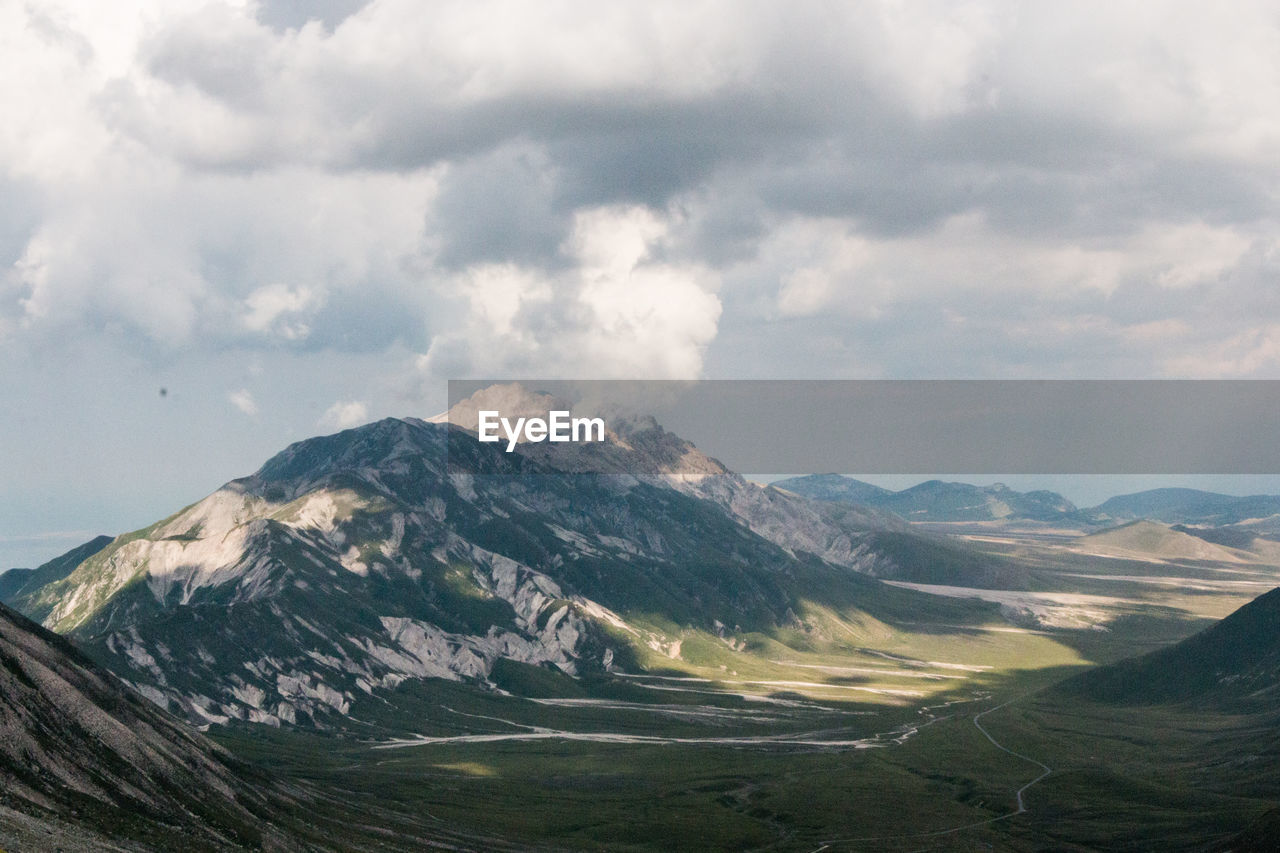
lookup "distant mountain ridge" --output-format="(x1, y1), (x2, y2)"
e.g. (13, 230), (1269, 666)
(1093, 488), (1280, 526)
(774, 474), (1078, 523)
(773, 476), (1280, 530)
(771, 474), (893, 504)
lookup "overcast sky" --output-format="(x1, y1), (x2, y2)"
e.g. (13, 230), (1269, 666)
(5, 1), (1280, 566)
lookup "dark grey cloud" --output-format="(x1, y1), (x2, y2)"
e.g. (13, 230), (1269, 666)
(255, 0), (371, 33)
(342, 85), (1270, 268)
(430, 143), (566, 269)
(0, 177), (40, 269)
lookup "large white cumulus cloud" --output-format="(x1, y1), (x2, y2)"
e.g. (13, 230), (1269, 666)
(421, 206), (721, 378)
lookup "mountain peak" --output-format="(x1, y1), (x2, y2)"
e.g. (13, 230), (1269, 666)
(7, 395), (994, 737)
(770, 474), (893, 504)
(438, 382), (730, 481)
(431, 382), (573, 428)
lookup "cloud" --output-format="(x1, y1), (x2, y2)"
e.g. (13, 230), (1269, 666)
(419, 205), (721, 378)
(1161, 324), (1280, 378)
(3, 0), (1280, 386)
(319, 399), (369, 430)
(242, 283), (321, 341)
(254, 0), (371, 33)
(756, 212), (1258, 324)
(228, 388), (258, 416)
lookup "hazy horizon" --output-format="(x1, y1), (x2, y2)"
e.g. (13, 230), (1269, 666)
(752, 474), (1280, 509)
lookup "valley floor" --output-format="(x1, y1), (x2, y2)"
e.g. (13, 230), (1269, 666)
(208, 526), (1280, 851)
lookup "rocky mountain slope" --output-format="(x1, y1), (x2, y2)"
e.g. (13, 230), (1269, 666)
(10, 389), (1015, 732)
(0, 601), (293, 851)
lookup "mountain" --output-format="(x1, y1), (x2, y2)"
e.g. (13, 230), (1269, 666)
(775, 474), (1078, 523)
(875, 480), (1077, 522)
(10, 390), (1019, 732)
(1092, 488), (1280, 526)
(0, 601), (293, 851)
(0, 535), (113, 607)
(769, 474), (893, 504)
(1065, 585), (1280, 706)
(439, 385), (912, 565)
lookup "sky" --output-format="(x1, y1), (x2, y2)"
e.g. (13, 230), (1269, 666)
(4, 1), (1280, 567)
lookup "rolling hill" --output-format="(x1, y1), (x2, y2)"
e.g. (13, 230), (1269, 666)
(1072, 520), (1249, 563)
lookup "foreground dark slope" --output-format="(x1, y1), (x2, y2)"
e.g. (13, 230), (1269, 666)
(1064, 585), (1280, 705)
(12, 411), (1011, 732)
(0, 602), (296, 851)
(981, 586), (1280, 852)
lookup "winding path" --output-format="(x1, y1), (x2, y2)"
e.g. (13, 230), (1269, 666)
(812, 695), (1053, 850)
(972, 698), (1053, 815)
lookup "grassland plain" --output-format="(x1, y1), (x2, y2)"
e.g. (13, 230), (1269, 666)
(207, 524), (1280, 851)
